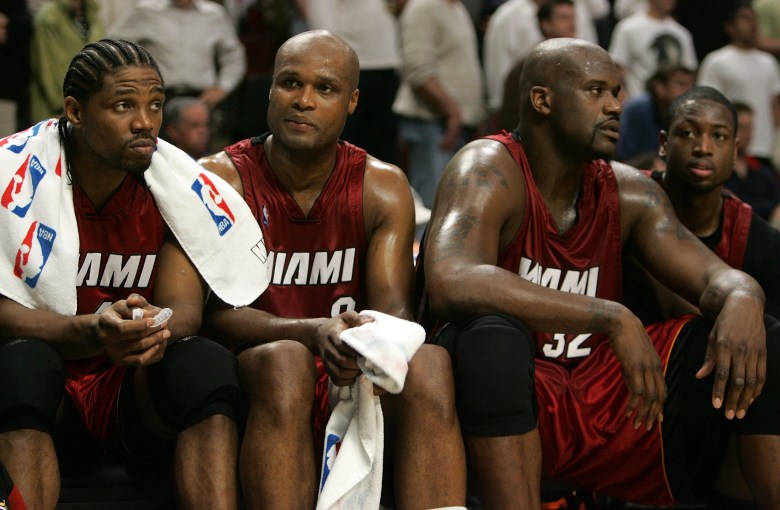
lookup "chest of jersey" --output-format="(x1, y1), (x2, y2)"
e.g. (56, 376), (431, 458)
(491, 132), (623, 366)
(74, 177), (165, 315)
(228, 138), (368, 319)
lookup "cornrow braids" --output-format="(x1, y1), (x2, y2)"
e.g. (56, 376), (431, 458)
(58, 39), (163, 180)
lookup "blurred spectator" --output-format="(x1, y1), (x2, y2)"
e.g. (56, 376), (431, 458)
(0, 0), (31, 135)
(673, 0), (739, 62)
(697, 1), (780, 163)
(726, 102), (780, 227)
(497, 0), (577, 131)
(229, 1), (290, 142)
(98, 0), (132, 29)
(756, 0), (780, 60)
(393, 0), (486, 214)
(109, 0), (246, 111)
(304, 0), (402, 164)
(161, 97), (211, 160)
(608, 0), (697, 99)
(29, 0), (104, 123)
(613, 0), (646, 20)
(483, 0), (607, 115)
(616, 64), (695, 170)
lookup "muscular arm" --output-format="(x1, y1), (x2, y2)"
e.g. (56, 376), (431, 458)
(362, 156), (416, 319)
(0, 296), (101, 359)
(616, 164), (766, 419)
(152, 233), (208, 340)
(0, 293), (170, 365)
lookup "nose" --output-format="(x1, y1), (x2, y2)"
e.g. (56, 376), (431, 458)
(132, 108), (155, 132)
(693, 134), (714, 155)
(605, 93), (622, 116)
(293, 85), (315, 110)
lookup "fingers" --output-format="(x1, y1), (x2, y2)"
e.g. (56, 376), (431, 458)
(726, 341), (766, 420)
(624, 363), (664, 431)
(695, 329), (716, 380)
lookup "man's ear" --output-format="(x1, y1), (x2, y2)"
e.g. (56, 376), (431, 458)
(347, 88), (359, 115)
(658, 130), (668, 157)
(63, 96), (83, 127)
(530, 86), (551, 115)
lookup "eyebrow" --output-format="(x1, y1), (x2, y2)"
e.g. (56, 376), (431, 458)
(112, 84), (165, 97)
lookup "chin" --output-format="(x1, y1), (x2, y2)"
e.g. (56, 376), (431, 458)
(122, 160), (153, 176)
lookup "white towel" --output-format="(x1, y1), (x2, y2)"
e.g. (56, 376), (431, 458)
(317, 375), (383, 510)
(0, 120), (270, 314)
(340, 310), (426, 394)
(316, 310), (426, 510)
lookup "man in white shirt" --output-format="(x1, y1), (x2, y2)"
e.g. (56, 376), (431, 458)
(608, 0), (697, 99)
(109, 0), (246, 110)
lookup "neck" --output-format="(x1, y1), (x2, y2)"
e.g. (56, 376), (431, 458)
(523, 132), (586, 233)
(264, 136), (338, 215)
(732, 40), (754, 50)
(69, 138), (129, 211)
(662, 177), (723, 237)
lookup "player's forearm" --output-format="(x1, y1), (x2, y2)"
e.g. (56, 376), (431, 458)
(699, 268), (766, 320)
(427, 262), (627, 335)
(0, 298), (101, 358)
(205, 306), (327, 351)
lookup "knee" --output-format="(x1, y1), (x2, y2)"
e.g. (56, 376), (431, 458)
(146, 336), (241, 429)
(0, 339), (65, 434)
(401, 345), (457, 421)
(238, 340), (316, 411)
(446, 314), (537, 437)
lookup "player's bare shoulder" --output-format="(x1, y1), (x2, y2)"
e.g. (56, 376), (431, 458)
(611, 160), (670, 214)
(363, 155), (414, 226)
(198, 151), (243, 197)
(442, 138), (518, 194)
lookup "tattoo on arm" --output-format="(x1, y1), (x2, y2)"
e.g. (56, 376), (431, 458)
(430, 213), (480, 263)
(641, 182), (697, 240)
(473, 164), (509, 189)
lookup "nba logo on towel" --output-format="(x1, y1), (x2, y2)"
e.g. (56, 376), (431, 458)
(14, 221), (56, 288)
(0, 119), (48, 154)
(320, 432), (342, 491)
(191, 173), (235, 236)
(1, 154), (46, 218)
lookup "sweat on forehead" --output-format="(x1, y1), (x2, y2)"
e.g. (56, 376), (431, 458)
(523, 38), (610, 85)
(274, 30), (360, 89)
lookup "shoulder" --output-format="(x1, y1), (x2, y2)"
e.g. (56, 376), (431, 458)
(362, 155), (415, 234)
(611, 159), (655, 185)
(198, 151), (242, 196)
(611, 159), (665, 206)
(363, 155), (413, 206)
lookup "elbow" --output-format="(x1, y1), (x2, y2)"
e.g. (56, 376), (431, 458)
(426, 270), (471, 321)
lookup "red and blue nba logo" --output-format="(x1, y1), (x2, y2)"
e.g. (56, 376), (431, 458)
(191, 173), (235, 236)
(1, 155), (46, 218)
(320, 432), (343, 492)
(14, 221), (56, 288)
(0, 120), (49, 154)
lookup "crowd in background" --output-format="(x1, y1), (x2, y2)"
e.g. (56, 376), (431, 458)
(2, 0), (780, 227)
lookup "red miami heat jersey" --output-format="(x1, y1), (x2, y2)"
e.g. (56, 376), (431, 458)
(488, 131), (623, 367)
(711, 193), (752, 269)
(648, 170), (753, 269)
(65, 175), (165, 446)
(225, 135), (368, 319)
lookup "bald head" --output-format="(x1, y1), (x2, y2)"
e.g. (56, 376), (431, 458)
(274, 30), (360, 91)
(519, 38), (617, 128)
